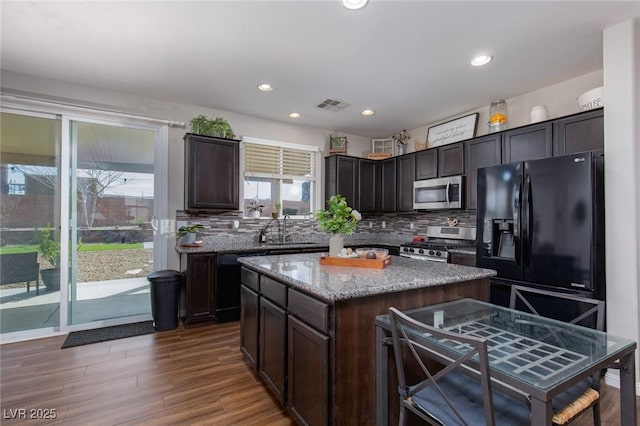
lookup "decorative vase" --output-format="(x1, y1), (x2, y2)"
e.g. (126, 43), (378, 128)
(329, 234), (344, 257)
(397, 144), (405, 155)
(251, 210), (261, 218)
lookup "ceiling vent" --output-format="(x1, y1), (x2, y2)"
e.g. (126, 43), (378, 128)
(316, 98), (350, 112)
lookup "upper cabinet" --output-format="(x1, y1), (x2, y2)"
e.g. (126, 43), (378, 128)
(358, 159), (377, 214)
(415, 149), (438, 180)
(438, 143), (465, 176)
(325, 155), (359, 209)
(464, 134), (502, 210)
(415, 142), (464, 180)
(553, 108), (604, 155)
(396, 154), (415, 212)
(184, 133), (240, 212)
(378, 157), (397, 213)
(502, 122), (552, 163)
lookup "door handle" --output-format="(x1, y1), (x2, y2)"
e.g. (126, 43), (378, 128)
(514, 174), (522, 266)
(445, 181), (450, 204)
(523, 175), (533, 266)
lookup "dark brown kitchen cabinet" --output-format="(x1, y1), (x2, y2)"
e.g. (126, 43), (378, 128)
(358, 159), (377, 213)
(415, 149), (438, 180)
(379, 157), (397, 212)
(449, 252), (476, 267)
(438, 142), (465, 176)
(415, 142), (464, 180)
(325, 155), (359, 208)
(396, 154), (416, 212)
(502, 122), (552, 163)
(183, 253), (215, 324)
(287, 314), (330, 425)
(240, 284), (259, 372)
(553, 108), (604, 155)
(259, 296), (287, 405)
(465, 134), (502, 210)
(184, 133), (239, 212)
(258, 275), (288, 404)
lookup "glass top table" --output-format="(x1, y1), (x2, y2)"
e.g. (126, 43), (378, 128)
(375, 298), (637, 425)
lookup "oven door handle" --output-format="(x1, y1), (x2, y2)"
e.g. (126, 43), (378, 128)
(445, 181), (450, 204)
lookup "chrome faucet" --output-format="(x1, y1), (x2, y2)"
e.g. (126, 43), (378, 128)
(258, 215), (293, 243)
(258, 218), (279, 243)
(282, 214), (292, 243)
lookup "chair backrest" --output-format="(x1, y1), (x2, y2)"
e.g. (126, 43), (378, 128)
(0, 252), (39, 285)
(509, 285), (605, 331)
(388, 307), (496, 426)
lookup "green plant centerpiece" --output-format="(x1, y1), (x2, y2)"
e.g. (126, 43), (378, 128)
(189, 115), (235, 139)
(315, 194), (361, 256)
(177, 224), (205, 244)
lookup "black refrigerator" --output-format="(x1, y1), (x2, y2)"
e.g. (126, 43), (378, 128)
(476, 151), (605, 320)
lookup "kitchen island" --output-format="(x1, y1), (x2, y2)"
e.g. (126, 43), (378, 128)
(238, 252), (495, 425)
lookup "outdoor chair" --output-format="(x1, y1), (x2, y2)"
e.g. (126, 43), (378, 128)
(509, 285), (605, 425)
(0, 252), (40, 295)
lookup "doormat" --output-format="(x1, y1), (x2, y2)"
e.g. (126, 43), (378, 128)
(61, 321), (155, 349)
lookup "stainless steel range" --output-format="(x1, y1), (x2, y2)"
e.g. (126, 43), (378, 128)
(399, 226), (476, 262)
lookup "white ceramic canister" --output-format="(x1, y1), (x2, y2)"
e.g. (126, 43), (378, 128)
(530, 105), (549, 123)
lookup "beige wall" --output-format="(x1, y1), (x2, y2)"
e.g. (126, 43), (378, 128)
(404, 70), (603, 150)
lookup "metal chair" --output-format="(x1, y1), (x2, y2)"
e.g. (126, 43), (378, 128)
(509, 285), (605, 425)
(388, 307), (531, 426)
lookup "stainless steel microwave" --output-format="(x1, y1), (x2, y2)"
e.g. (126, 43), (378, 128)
(413, 175), (464, 210)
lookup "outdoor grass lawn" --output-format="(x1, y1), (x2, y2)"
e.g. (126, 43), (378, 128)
(0, 243), (143, 255)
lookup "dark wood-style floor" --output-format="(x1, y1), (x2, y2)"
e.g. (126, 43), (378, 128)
(1, 321), (636, 425)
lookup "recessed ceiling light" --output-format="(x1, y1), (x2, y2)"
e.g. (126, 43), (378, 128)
(343, 0), (368, 10)
(288, 112), (301, 119)
(470, 55), (492, 67)
(361, 109), (375, 116)
(257, 83), (273, 92)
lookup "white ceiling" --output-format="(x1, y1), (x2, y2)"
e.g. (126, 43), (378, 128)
(1, 1), (639, 138)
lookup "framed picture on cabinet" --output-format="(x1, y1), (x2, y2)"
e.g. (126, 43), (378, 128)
(427, 113), (478, 148)
(330, 135), (348, 154)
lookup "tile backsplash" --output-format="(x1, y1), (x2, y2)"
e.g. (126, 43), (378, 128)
(176, 210), (477, 243)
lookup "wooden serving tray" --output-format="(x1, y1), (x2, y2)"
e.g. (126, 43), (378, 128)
(180, 240), (204, 247)
(319, 255), (391, 269)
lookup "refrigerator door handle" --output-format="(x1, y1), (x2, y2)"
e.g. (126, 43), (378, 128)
(523, 174), (532, 266)
(513, 174), (522, 265)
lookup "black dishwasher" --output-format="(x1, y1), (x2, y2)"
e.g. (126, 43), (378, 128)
(215, 252), (266, 323)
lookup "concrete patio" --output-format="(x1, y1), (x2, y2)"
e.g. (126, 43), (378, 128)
(0, 277), (152, 334)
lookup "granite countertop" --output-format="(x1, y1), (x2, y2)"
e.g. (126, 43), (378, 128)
(238, 252), (495, 302)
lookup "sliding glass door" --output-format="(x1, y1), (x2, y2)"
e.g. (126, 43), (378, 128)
(1, 107), (168, 339)
(0, 111), (62, 334)
(68, 119), (156, 325)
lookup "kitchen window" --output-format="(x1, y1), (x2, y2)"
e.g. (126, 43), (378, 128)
(242, 137), (319, 218)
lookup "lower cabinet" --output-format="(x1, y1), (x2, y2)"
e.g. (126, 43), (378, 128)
(288, 315), (330, 425)
(259, 297), (287, 404)
(240, 284), (259, 371)
(184, 253), (215, 324)
(240, 267), (331, 425)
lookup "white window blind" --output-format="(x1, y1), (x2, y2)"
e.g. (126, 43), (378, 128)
(243, 142), (316, 180)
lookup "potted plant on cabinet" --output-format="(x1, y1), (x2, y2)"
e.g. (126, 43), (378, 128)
(177, 224), (205, 245)
(189, 115), (235, 139)
(35, 225), (61, 291)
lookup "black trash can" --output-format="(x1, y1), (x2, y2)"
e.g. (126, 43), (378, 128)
(147, 269), (183, 331)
